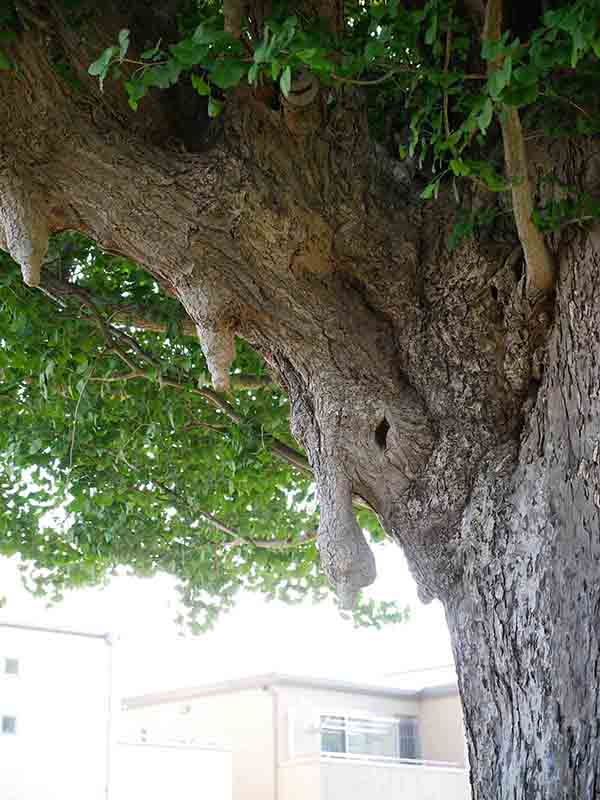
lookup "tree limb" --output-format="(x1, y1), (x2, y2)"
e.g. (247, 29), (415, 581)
(483, 0), (555, 294)
(38, 272), (273, 389)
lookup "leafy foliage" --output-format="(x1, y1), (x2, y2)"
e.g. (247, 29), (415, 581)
(0, 236), (403, 632)
(87, 0), (600, 198)
(1, 0), (599, 630)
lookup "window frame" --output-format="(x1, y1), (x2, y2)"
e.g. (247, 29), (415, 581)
(1, 715), (17, 735)
(319, 712), (421, 761)
(4, 657), (19, 676)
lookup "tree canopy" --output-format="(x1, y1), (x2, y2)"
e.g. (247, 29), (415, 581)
(0, 0), (599, 628)
(0, 235), (402, 631)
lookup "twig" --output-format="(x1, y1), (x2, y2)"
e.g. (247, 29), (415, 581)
(68, 365), (95, 468)
(154, 480), (317, 550)
(443, 10), (453, 141)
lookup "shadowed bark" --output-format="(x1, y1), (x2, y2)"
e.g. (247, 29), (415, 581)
(2, 3), (600, 796)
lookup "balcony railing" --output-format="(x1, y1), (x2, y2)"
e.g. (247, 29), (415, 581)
(279, 753), (470, 800)
(321, 751), (464, 769)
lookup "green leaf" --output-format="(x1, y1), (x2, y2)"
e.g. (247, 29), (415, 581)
(118, 29), (130, 61)
(0, 50), (11, 71)
(191, 74), (211, 96)
(420, 179), (440, 199)
(501, 83), (539, 108)
(88, 47), (116, 81)
(125, 79), (147, 110)
(513, 64), (539, 86)
(209, 60), (246, 90)
(170, 38), (208, 68)
(425, 15), (438, 46)
(141, 43), (162, 60)
(280, 66), (292, 98)
(208, 97), (224, 117)
(477, 98), (494, 134)
(143, 61), (182, 89)
(481, 32), (509, 62)
(488, 55), (513, 100)
(449, 159), (471, 177)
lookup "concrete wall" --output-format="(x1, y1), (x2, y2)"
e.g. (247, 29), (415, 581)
(112, 741), (231, 800)
(125, 688), (275, 800)
(0, 625), (111, 800)
(418, 692), (467, 767)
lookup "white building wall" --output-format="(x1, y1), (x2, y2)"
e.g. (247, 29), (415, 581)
(0, 624), (111, 800)
(112, 741), (231, 800)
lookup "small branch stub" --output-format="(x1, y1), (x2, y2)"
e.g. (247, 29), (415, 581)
(195, 321), (236, 393)
(0, 176), (49, 287)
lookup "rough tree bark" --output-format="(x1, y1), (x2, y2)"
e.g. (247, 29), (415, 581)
(2, 3), (600, 797)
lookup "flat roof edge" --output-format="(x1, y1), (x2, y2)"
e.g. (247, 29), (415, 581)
(122, 673), (444, 709)
(0, 621), (111, 641)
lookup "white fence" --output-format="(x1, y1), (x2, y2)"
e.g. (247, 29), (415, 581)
(111, 741), (232, 800)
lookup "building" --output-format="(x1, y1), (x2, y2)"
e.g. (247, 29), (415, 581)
(0, 621), (113, 800)
(0, 621), (232, 800)
(111, 740), (232, 800)
(123, 673), (471, 800)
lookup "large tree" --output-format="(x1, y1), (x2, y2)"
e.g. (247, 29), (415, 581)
(2, 0), (600, 796)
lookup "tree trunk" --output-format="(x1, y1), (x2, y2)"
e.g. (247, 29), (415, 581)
(2, 6), (600, 797)
(445, 223), (600, 799)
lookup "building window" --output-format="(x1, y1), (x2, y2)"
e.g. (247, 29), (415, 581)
(320, 715), (420, 760)
(321, 716), (346, 754)
(398, 717), (420, 759)
(2, 716), (16, 735)
(4, 658), (19, 676)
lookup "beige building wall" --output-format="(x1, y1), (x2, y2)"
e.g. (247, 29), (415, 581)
(419, 691), (467, 767)
(125, 688), (275, 800)
(273, 685), (419, 762)
(279, 757), (321, 800)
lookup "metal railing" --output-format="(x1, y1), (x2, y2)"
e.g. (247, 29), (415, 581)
(320, 752), (464, 771)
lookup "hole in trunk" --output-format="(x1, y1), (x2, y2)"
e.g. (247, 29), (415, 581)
(375, 417), (390, 450)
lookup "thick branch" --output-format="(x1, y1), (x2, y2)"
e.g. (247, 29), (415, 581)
(483, 0), (555, 293)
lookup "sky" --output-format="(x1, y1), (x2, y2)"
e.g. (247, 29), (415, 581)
(0, 541), (455, 698)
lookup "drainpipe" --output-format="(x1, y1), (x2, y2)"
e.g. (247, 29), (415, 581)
(267, 687), (280, 800)
(104, 634), (115, 800)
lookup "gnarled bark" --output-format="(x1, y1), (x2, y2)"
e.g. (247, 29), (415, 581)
(2, 4), (600, 796)
(447, 224), (600, 798)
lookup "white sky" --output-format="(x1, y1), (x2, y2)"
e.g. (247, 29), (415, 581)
(0, 541), (455, 698)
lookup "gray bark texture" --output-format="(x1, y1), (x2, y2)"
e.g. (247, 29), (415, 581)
(2, 4), (600, 797)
